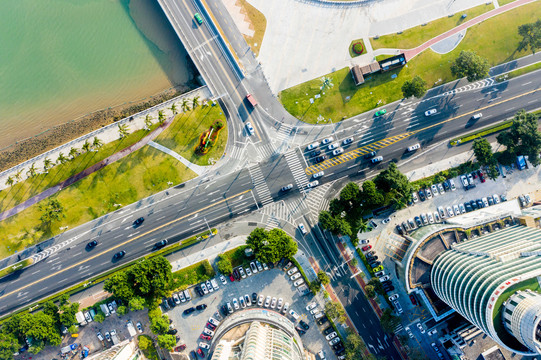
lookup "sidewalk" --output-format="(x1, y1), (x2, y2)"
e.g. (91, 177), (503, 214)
(402, 0), (537, 61)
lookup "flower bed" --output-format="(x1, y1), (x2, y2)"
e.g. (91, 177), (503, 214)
(352, 42), (364, 54)
(195, 120), (224, 154)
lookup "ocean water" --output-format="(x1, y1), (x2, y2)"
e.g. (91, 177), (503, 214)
(0, 0), (192, 149)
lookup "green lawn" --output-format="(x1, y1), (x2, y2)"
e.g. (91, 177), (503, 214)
(371, 3), (494, 50)
(349, 39), (367, 58)
(154, 104), (227, 166)
(170, 259), (215, 290)
(499, 0), (518, 5)
(0, 126), (158, 213)
(280, 1), (540, 123)
(221, 245), (250, 268)
(0, 146), (196, 258)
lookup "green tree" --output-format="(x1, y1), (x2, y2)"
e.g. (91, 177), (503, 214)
(362, 180), (384, 209)
(39, 198), (65, 227)
(472, 138), (494, 166)
(42, 301), (60, 324)
(169, 103), (177, 115)
(217, 256), (233, 275)
(324, 301), (346, 322)
(92, 136), (103, 150)
(340, 182), (360, 207)
(0, 332), (19, 359)
(81, 140), (91, 153)
(59, 293), (70, 306)
(138, 335), (152, 351)
(157, 334), (176, 350)
(56, 152), (67, 164)
(5, 176), (14, 187)
(350, 258), (358, 267)
(487, 162), (500, 180)
(129, 296), (146, 311)
(319, 211), (337, 230)
(365, 284), (376, 298)
(317, 271), (330, 286)
(309, 280), (322, 294)
(19, 312), (62, 348)
(328, 198), (347, 217)
(345, 333), (366, 360)
(117, 305), (128, 316)
(374, 162), (412, 204)
(26, 163), (37, 178)
(150, 315), (169, 335)
(192, 96), (200, 109)
(93, 312), (105, 323)
(367, 278), (385, 295)
(181, 99), (190, 112)
(69, 147), (78, 159)
(517, 19), (541, 54)
(401, 75), (427, 98)
(59, 302), (79, 327)
(450, 50), (490, 82)
(104, 272), (136, 301)
(68, 325), (78, 334)
(118, 124), (129, 138)
(497, 110), (541, 167)
(144, 114), (153, 130)
(380, 308), (401, 333)
(158, 110), (166, 123)
(246, 228), (298, 263)
(43, 158), (52, 172)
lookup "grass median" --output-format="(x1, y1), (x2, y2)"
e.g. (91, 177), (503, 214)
(280, 1), (540, 123)
(498, 61), (541, 81)
(449, 120), (513, 146)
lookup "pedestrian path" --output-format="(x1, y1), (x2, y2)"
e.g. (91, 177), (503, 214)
(247, 164), (273, 206)
(148, 141), (208, 176)
(284, 150), (309, 191)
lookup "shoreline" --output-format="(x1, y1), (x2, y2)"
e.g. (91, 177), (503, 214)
(0, 83), (196, 173)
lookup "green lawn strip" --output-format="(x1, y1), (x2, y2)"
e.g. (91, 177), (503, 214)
(0, 146), (197, 258)
(0, 258), (33, 279)
(499, 0), (518, 5)
(410, 162), (479, 190)
(171, 259), (216, 291)
(370, 3), (493, 50)
(0, 125), (160, 214)
(154, 104), (227, 166)
(289, 257), (311, 289)
(280, 1), (540, 124)
(449, 120), (513, 146)
(375, 54), (395, 62)
(498, 61), (541, 81)
(356, 248), (375, 277)
(221, 245), (250, 268)
(349, 39), (367, 58)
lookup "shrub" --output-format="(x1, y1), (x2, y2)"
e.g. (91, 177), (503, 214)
(352, 42), (364, 54)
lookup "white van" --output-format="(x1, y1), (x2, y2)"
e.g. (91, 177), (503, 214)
(210, 279), (219, 291)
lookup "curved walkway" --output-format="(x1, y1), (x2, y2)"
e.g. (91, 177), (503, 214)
(0, 117), (177, 222)
(402, 0), (538, 61)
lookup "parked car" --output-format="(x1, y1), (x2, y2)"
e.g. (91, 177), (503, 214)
(321, 137), (334, 145)
(313, 171), (324, 179)
(307, 142), (319, 150)
(362, 245), (372, 251)
(298, 224), (307, 235)
(431, 184), (439, 196)
(389, 294), (399, 301)
(342, 137), (354, 145)
(371, 156), (383, 164)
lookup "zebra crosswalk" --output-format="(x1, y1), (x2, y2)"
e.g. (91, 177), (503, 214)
(247, 165), (273, 206)
(285, 150), (309, 191)
(304, 182), (332, 220)
(228, 144), (245, 160)
(275, 123), (294, 142)
(255, 143), (276, 159)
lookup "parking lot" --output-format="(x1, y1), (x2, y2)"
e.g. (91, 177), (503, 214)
(165, 264), (340, 359)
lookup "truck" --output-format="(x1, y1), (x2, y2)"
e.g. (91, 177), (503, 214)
(100, 304), (111, 317)
(75, 311), (87, 326)
(110, 329), (119, 345)
(246, 94), (257, 107)
(126, 321), (137, 338)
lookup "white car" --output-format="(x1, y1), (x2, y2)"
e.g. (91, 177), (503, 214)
(431, 184), (439, 196)
(307, 181), (319, 188)
(306, 302), (317, 311)
(219, 274), (227, 285)
(203, 328), (214, 336)
(434, 211), (441, 222)
(467, 173), (474, 185)
(258, 295), (264, 306)
(325, 332), (337, 341)
(287, 267), (298, 276)
(471, 113), (482, 120)
(250, 261), (258, 274)
(449, 179), (456, 191)
(263, 263), (269, 271)
(239, 267), (246, 279)
(206, 280), (214, 293)
(446, 206), (455, 217)
(209, 317), (220, 326)
(342, 137), (354, 145)
(482, 197), (489, 207)
(371, 156), (383, 164)
(427, 212), (434, 224)
(328, 143), (339, 150)
(201, 282), (209, 294)
(307, 142), (319, 150)
(407, 143), (421, 152)
(233, 298), (239, 310)
(245, 267), (252, 276)
(321, 137), (334, 145)
(283, 302), (290, 313)
(298, 224), (307, 235)
(332, 148), (344, 156)
(425, 188), (432, 199)
(277, 298), (284, 310)
(317, 350), (325, 360)
(460, 175), (468, 188)
(245, 122), (254, 135)
(293, 279), (305, 287)
(199, 343), (210, 350)
(271, 297), (277, 309)
(256, 260), (263, 272)
(405, 326), (414, 338)
(438, 206), (446, 219)
(264, 296), (271, 308)
(329, 337), (341, 346)
(425, 109), (437, 116)
(239, 297), (246, 308)
(290, 272), (302, 281)
(437, 183), (445, 194)
(412, 192), (419, 203)
(313, 171), (324, 179)
(417, 323), (426, 334)
(136, 322), (143, 333)
(493, 194), (500, 204)
(379, 275), (390, 282)
(310, 307), (320, 315)
(389, 294), (400, 301)
(459, 203), (466, 214)
(289, 309), (300, 320)
(453, 204), (460, 216)
(244, 294), (252, 306)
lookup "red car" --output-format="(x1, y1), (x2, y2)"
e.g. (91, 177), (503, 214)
(174, 344), (186, 352)
(206, 322), (216, 330)
(361, 245), (372, 251)
(409, 294), (417, 306)
(229, 274), (235, 282)
(477, 170), (486, 183)
(197, 348), (206, 358)
(200, 334), (211, 340)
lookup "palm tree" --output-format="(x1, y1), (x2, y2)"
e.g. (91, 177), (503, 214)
(170, 103), (178, 115)
(181, 99), (190, 112)
(357, 218), (368, 234)
(5, 176), (14, 187)
(43, 158), (52, 172)
(157, 110), (165, 124)
(118, 124), (129, 138)
(26, 163), (37, 178)
(320, 76), (334, 91)
(69, 147), (79, 159)
(144, 114), (153, 130)
(14, 169), (23, 181)
(81, 140), (91, 153)
(192, 96), (200, 109)
(92, 137), (103, 151)
(57, 152), (67, 164)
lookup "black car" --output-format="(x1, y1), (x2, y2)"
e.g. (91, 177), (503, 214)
(252, 292), (258, 303)
(323, 327), (334, 335)
(153, 239), (168, 250)
(183, 307), (196, 315)
(314, 155), (326, 163)
(395, 224), (404, 235)
(167, 328), (178, 335)
(335, 348), (346, 356)
(333, 342), (344, 351)
(443, 181), (450, 191)
(465, 203), (473, 212)
(220, 305), (228, 317)
(133, 217), (144, 227)
(408, 218), (416, 229)
(196, 304), (207, 311)
(299, 320), (309, 331)
(295, 327), (306, 335)
(415, 216), (423, 227)
(477, 199), (484, 208)
(311, 150), (321, 157)
(381, 280), (392, 286)
(162, 298), (171, 310)
(195, 286), (204, 297)
(317, 316), (328, 325)
(113, 250), (126, 260)
(383, 285), (395, 292)
(86, 240), (98, 249)
(470, 200), (478, 210)
(168, 298), (176, 307)
(418, 189), (426, 201)
(369, 261), (381, 268)
(233, 268), (240, 280)
(190, 350), (197, 360)
(364, 151), (376, 159)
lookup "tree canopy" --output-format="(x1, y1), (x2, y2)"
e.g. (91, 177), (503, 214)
(472, 138), (494, 167)
(374, 162), (412, 207)
(401, 76), (427, 98)
(380, 308), (401, 333)
(39, 199), (65, 227)
(157, 334), (177, 350)
(324, 301), (346, 322)
(518, 19), (541, 54)
(217, 255), (233, 275)
(451, 50), (490, 82)
(246, 228), (298, 263)
(497, 110), (541, 167)
(345, 333), (367, 360)
(317, 271), (330, 286)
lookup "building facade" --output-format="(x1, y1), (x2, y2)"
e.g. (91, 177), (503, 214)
(431, 225), (541, 355)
